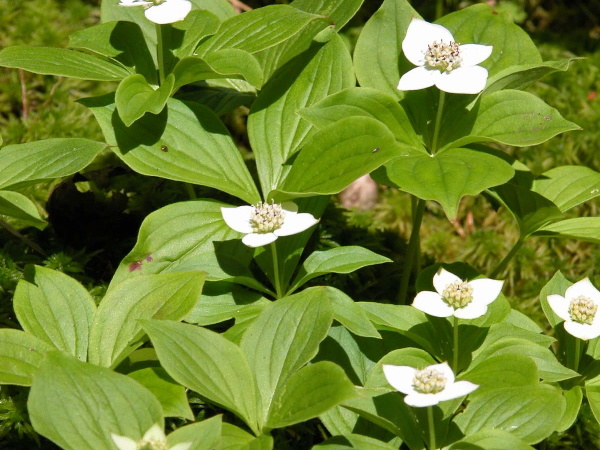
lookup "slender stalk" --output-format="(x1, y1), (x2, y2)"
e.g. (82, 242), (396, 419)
(573, 338), (582, 372)
(397, 198), (426, 304)
(427, 406), (436, 450)
(452, 316), (459, 373)
(490, 238), (524, 278)
(270, 242), (283, 298)
(185, 183), (197, 199)
(155, 23), (165, 85)
(435, 0), (444, 20)
(430, 91), (446, 154)
(0, 219), (47, 256)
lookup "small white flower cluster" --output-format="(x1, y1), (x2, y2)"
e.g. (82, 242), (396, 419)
(548, 278), (600, 340)
(118, 0), (192, 24)
(111, 424), (190, 450)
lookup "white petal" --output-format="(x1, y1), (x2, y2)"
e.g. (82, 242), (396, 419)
(382, 365), (417, 394)
(242, 233), (277, 247)
(459, 44), (493, 67)
(429, 362), (455, 384)
(171, 443), (192, 450)
(397, 66), (437, 91)
(453, 302), (488, 319)
(469, 278), (503, 306)
(221, 206), (254, 234)
(564, 321), (600, 340)
(142, 424), (166, 443)
(547, 294), (570, 321)
(433, 269), (461, 295)
(274, 212), (318, 237)
(144, 0), (192, 24)
(435, 66), (489, 94)
(565, 278), (600, 304)
(402, 19), (454, 67)
(111, 434), (138, 450)
(437, 380), (478, 401)
(404, 393), (440, 407)
(413, 291), (454, 317)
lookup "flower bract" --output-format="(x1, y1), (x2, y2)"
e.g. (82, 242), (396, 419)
(111, 424), (191, 450)
(118, 0), (192, 24)
(383, 362), (478, 407)
(398, 18), (493, 94)
(412, 268), (503, 319)
(547, 278), (600, 340)
(221, 202), (319, 248)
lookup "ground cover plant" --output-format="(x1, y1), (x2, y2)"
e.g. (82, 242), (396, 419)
(0, 0), (600, 448)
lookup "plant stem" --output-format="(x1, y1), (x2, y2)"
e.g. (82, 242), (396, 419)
(185, 183), (197, 199)
(397, 198), (426, 304)
(430, 90), (446, 154)
(453, 315), (459, 373)
(0, 219), (47, 256)
(435, 0), (444, 20)
(573, 338), (582, 372)
(155, 23), (165, 85)
(490, 238), (524, 278)
(427, 406), (436, 450)
(270, 242), (283, 298)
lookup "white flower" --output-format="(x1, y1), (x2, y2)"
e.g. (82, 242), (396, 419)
(547, 278), (600, 340)
(118, 0), (192, 24)
(111, 424), (191, 450)
(412, 268), (503, 319)
(398, 18), (493, 94)
(383, 362), (478, 407)
(221, 201), (318, 248)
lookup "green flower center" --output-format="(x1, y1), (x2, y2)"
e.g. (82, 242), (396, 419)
(412, 367), (447, 394)
(140, 440), (167, 450)
(249, 202), (285, 233)
(569, 295), (597, 325)
(425, 40), (462, 72)
(442, 280), (474, 309)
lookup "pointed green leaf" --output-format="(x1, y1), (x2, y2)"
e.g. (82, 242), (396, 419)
(0, 138), (107, 190)
(0, 329), (52, 386)
(533, 165), (600, 212)
(171, 9), (222, 59)
(115, 74), (174, 127)
(166, 416), (222, 450)
(291, 0), (364, 31)
(0, 190), (47, 229)
(448, 429), (534, 450)
(314, 434), (398, 450)
(29, 352), (162, 450)
(14, 266), (96, 361)
(89, 271), (205, 368)
(557, 386), (582, 433)
(461, 354), (539, 396)
(142, 320), (259, 434)
(376, 148), (514, 219)
(0, 46), (131, 80)
(536, 217), (600, 245)
(82, 95), (261, 204)
(328, 290), (382, 339)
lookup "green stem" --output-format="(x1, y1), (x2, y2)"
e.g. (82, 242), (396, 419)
(435, 0), (444, 20)
(185, 183), (197, 199)
(430, 90), (446, 154)
(490, 238), (524, 279)
(453, 316), (459, 373)
(155, 23), (165, 85)
(271, 242), (283, 299)
(397, 198), (426, 304)
(427, 406), (436, 450)
(573, 338), (582, 372)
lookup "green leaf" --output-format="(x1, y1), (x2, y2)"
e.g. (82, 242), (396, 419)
(277, 117), (400, 199)
(437, 4), (542, 77)
(82, 95), (261, 204)
(89, 271), (205, 368)
(248, 34), (355, 198)
(142, 320), (259, 434)
(461, 354), (539, 396)
(182, 78), (257, 116)
(69, 20), (157, 84)
(490, 183), (564, 237)
(166, 416), (222, 450)
(353, 0), (419, 98)
(453, 384), (565, 444)
(115, 74), (175, 126)
(171, 10), (222, 59)
(539, 271), (572, 328)
(585, 385), (600, 428)
(0, 329), (52, 386)
(536, 218), (600, 245)
(267, 361), (356, 428)
(440, 90), (580, 151)
(196, 5), (330, 56)
(290, 246), (391, 293)
(128, 367), (193, 419)
(240, 288), (334, 428)
(172, 49), (263, 90)
(291, 0), (364, 31)
(299, 87), (424, 149)
(314, 434), (398, 450)
(0, 191), (47, 229)
(0, 46), (131, 81)
(29, 352), (163, 450)
(220, 425), (273, 450)
(13, 266), (96, 361)
(533, 165), (600, 212)
(448, 429), (534, 450)
(485, 59), (581, 94)
(0, 138), (107, 190)
(557, 386), (582, 433)
(375, 148), (514, 219)
(328, 290), (382, 339)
